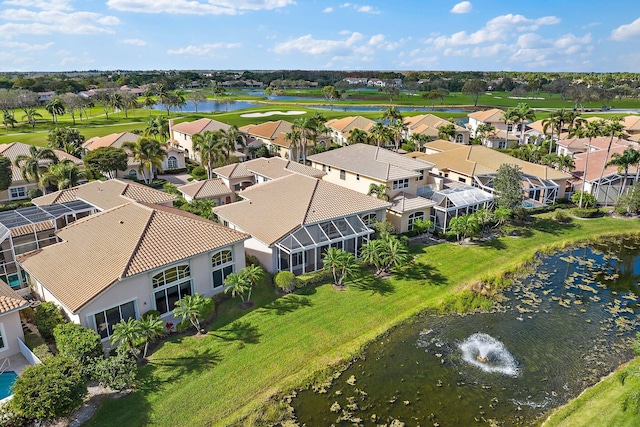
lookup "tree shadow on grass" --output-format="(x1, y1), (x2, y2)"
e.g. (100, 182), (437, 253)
(480, 237), (507, 250)
(531, 218), (578, 235)
(146, 347), (223, 383)
(259, 294), (313, 315)
(212, 320), (261, 345)
(348, 274), (395, 296)
(393, 263), (448, 286)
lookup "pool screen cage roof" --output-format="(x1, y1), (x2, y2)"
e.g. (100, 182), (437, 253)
(0, 200), (95, 238)
(275, 215), (371, 254)
(429, 185), (493, 209)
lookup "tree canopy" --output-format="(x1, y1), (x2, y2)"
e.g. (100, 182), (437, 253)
(493, 163), (524, 209)
(0, 155), (12, 191)
(83, 146), (128, 179)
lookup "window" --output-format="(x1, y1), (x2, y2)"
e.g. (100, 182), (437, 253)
(0, 324), (5, 350)
(408, 211), (425, 231)
(340, 170), (346, 180)
(455, 134), (463, 143)
(212, 248), (234, 289)
(361, 213), (377, 226)
(9, 187), (26, 200)
(417, 170), (424, 182)
(91, 301), (137, 340)
(392, 178), (409, 190)
(507, 123), (513, 132)
(498, 141), (507, 149)
(151, 264), (192, 315)
(322, 165), (326, 172)
(292, 252), (305, 268)
(458, 177), (466, 183)
(128, 170), (137, 177)
(167, 156), (178, 169)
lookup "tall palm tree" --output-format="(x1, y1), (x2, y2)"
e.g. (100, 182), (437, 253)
(382, 106), (402, 125)
(367, 183), (390, 200)
(14, 145), (59, 184)
(513, 103), (536, 145)
(347, 128), (369, 146)
(323, 247), (357, 287)
(474, 123), (495, 145)
(597, 117), (625, 203)
(557, 154), (575, 172)
(390, 120), (408, 151)
(573, 120), (605, 208)
(407, 133), (430, 151)
(45, 98), (65, 125)
(220, 125), (245, 165)
(192, 130), (223, 179)
(293, 117), (311, 163)
(502, 108), (520, 148)
(39, 159), (87, 192)
(156, 84), (173, 115)
(607, 147), (640, 195)
(369, 122), (391, 148)
(542, 112), (561, 154)
(285, 128), (302, 161)
(21, 108), (42, 130)
(123, 137), (167, 184)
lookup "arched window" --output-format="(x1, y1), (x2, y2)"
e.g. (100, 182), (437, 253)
(361, 213), (377, 226)
(408, 211), (425, 231)
(167, 156), (178, 169)
(455, 134), (463, 143)
(151, 264), (192, 315)
(128, 170), (137, 177)
(212, 248), (234, 289)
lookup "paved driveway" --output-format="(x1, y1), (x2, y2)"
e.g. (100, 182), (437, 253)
(159, 173), (191, 185)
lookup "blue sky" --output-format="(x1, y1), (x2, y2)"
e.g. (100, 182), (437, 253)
(1, 0), (640, 72)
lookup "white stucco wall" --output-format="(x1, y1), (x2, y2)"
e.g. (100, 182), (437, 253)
(0, 310), (25, 357)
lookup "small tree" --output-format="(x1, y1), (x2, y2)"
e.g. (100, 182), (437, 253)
(53, 323), (102, 366)
(173, 293), (208, 332)
(412, 218), (434, 241)
(34, 301), (66, 341)
(361, 234), (410, 276)
(137, 314), (164, 358)
(571, 191), (597, 208)
(462, 79), (486, 107)
(89, 353), (137, 391)
(83, 146), (128, 179)
(110, 318), (143, 361)
(493, 206), (512, 227)
(449, 214), (481, 243)
(0, 155), (11, 191)
(224, 271), (252, 307)
(322, 247), (358, 288)
(616, 184), (640, 215)
(274, 271), (298, 293)
(493, 163), (524, 210)
(11, 356), (87, 421)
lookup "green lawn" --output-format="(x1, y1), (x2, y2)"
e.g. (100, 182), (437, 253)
(543, 357), (640, 427)
(85, 214), (640, 427)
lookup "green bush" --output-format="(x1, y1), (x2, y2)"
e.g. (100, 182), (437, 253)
(571, 191), (597, 208)
(34, 302), (66, 341)
(245, 254), (262, 268)
(274, 271), (298, 293)
(88, 354), (137, 391)
(571, 207), (601, 218)
(191, 166), (207, 180)
(32, 344), (53, 361)
(0, 400), (26, 427)
(11, 356), (87, 421)
(27, 188), (43, 199)
(553, 209), (572, 223)
(296, 269), (333, 287)
(141, 309), (162, 320)
(53, 323), (102, 365)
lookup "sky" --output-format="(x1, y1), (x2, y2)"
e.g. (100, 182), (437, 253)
(1, 0), (640, 73)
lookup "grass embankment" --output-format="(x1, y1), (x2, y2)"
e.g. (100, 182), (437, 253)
(85, 214), (640, 427)
(543, 357), (640, 427)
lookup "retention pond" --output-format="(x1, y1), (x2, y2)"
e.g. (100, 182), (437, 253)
(292, 236), (640, 426)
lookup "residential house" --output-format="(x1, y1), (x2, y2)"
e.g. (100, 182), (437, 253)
(467, 108), (520, 149)
(178, 179), (235, 205)
(0, 281), (28, 357)
(214, 174), (390, 275)
(308, 144), (436, 233)
(404, 114), (470, 145)
(623, 116), (640, 142)
(241, 120), (331, 161)
(83, 132), (185, 180)
(416, 139), (570, 207)
(20, 202), (248, 341)
(0, 142), (83, 203)
(326, 116), (377, 146)
(169, 118), (235, 162)
(555, 135), (630, 158)
(212, 156), (325, 193)
(343, 77), (369, 85)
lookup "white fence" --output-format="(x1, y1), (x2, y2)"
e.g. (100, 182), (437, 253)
(17, 337), (41, 366)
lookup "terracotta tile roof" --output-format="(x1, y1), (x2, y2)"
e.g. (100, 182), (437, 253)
(623, 115), (640, 131)
(213, 162), (252, 179)
(326, 116), (376, 133)
(572, 145), (640, 182)
(389, 192), (436, 214)
(0, 142), (83, 182)
(241, 120), (293, 140)
(556, 136), (631, 152)
(20, 202), (248, 313)
(245, 157), (326, 180)
(214, 174), (390, 246)
(405, 114), (467, 135)
(308, 144), (432, 181)
(178, 179), (233, 199)
(0, 280), (28, 314)
(32, 179), (176, 210)
(11, 220), (54, 238)
(420, 139), (461, 153)
(171, 118), (230, 135)
(418, 144), (570, 181)
(83, 132), (138, 150)
(468, 108), (505, 123)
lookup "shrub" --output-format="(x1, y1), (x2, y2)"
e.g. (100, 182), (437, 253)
(27, 188), (43, 199)
(274, 271), (298, 293)
(141, 309), (162, 320)
(245, 254), (262, 268)
(19, 307), (35, 324)
(32, 344), (53, 361)
(553, 210), (571, 223)
(34, 302), (66, 341)
(571, 191), (597, 208)
(571, 207), (601, 218)
(296, 269), (333, 287)
(191, 166), (207, 180)
(11, 356), (87, 421)
(88, 354), (137, 391)
(53, 323), (102, 365)
(0, 400), (26, 427)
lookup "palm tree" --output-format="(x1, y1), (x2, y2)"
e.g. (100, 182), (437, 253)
(45, 98), (65, 125)
(390, 120), (407, 151)
(123, 137), (167, 184)
(22, 108), (42, 130)
(407, 133), (430, 151)
(138, 315), (164, 359)
(109, 92), (124, 117)
(502, 108), (520, 147)
(474, 123), (495, 145)
(369, 122), (391, 148)
(557, 154), (575, 172)
(512, 103), (535, 145)
(367, 183), (390, 201)
(173, 293), (208, 333)
(39, 159), (87, 192)
(382, 106), (403, 125)
(493, 206), (511, 227)
(224, 272), (251, 306)
(14, 145), (59, 183)
(542, 112), (561, 154)
(293, 117), (311, 163)
(347, 128), (369, 146)
(437, 124), (456, 141)
(2, 113), (16, 133)
(285, 128), (302, 161)
(110, 318), (143, 361)
(608, 147), (640, 195)
(192, 130), (223, 179)
(597, 117), (625, 203)
(220, 125), (245, 165)
(241, 265), (264, 303)
(156, 84), (173, 115)
(573, 120), (605, 208)
(144, 116), (170, 142)
(322, 247), (357, 288)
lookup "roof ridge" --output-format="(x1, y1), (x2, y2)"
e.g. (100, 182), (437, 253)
(120, 207), (155, 278)
(301, 178), (321, 224)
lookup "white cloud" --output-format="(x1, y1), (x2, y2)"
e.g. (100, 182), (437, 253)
(322, 7), (333, 13)
(273, 32), (368, 56)
(611, 17), (640, 41)
(2, 0), (73, 11)
(450, 1), (472, 14)
(2, 41), (53, 51)
(122, 38), (147, 46)
(107, 0), (295, 15)
(339, 3), (379, 14)
(167, 42), (242, 55)
(0, 7), (120, 38)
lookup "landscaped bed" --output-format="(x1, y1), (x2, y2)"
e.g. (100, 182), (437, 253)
(85, 214), (640, 426)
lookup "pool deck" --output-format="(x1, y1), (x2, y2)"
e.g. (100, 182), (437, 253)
(4, 352), (31, 375)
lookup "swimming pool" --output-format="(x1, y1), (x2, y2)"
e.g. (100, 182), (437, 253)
(0, 371), (17, 400)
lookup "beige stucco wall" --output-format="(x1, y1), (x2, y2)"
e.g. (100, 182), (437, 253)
(0, 310), (25, 357)
(173, 131), (196, 160)
(0, 182), (39, 203)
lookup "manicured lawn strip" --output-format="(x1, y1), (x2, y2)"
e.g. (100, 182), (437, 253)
(85, 215), (640, 427)
(543, 357), (640, 427)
